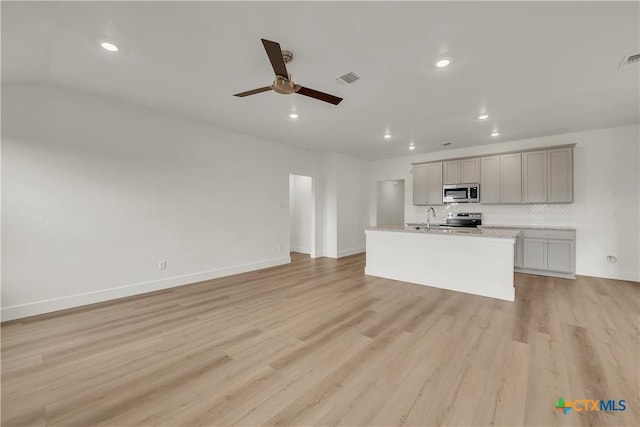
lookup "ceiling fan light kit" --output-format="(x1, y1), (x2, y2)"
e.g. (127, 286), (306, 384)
(234, 39), (343, 105)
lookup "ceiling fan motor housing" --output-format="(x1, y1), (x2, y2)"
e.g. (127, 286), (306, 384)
(272, 76), (299, 94)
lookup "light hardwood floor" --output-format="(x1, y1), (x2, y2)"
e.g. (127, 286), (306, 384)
(2, 253), (638, 426)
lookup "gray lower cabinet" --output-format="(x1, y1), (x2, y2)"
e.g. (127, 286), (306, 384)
(546, 239), (574, 272)
(518, 228), (576, 277)
(523, 238), (547, 270)
(514, 235), (524, 267)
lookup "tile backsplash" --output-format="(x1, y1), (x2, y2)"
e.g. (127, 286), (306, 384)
(410, 203), (576, 226)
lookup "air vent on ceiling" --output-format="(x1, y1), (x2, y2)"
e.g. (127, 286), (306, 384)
(334, 71), (362, 85)
(619, 53), (640, 69)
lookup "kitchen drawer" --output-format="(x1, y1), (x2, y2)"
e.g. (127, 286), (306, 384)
(523, 229), (575, 240)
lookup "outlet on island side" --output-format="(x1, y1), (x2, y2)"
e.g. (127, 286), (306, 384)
(159, 260), (167, 270)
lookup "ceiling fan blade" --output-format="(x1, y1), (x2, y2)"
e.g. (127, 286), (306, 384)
(233, 86), (272, 97)
(296, 86), (343, 105)
(261, 39), (289, 78)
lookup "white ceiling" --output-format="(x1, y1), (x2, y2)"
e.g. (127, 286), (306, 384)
(2, 1), (639, 160)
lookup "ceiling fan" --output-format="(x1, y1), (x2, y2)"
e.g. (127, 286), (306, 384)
(234, 39), (343, 105)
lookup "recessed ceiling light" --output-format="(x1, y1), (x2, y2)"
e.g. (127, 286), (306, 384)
(478, 113), (489, 120)
(409, 144), (416, 150)
(289, 113), (298, 119)
(435, 58), (451, 68)
(384, 133), (391, 139)
(442, 142), (453, 146)
(491, 131), (500, 137)
(100, 42), (118, 52)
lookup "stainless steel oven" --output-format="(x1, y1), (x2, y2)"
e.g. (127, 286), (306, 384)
(442, 183), (480, 203)
(445, 212), (482, 227)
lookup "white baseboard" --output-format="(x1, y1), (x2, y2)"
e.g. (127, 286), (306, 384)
(512, 267), (639, 282)
(1, 256), (291, 322)
(290, 246), (311, 255)
(575, 268), (639, 282)
(338, 247), (366, 258)
(515, 268), (576, 280)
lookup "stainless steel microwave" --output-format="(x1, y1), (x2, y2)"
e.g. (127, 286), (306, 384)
(443, 183), (480, 203)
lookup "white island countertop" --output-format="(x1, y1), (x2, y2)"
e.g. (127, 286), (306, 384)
(366, 226), (520, 240)
(479, 224), (575, 231)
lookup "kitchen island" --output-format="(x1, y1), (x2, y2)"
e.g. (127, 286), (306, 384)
(365, 226), (521, 301)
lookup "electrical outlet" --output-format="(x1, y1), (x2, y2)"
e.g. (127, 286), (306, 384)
(159, 261), (167, 270)
(278, 245), (283, 252)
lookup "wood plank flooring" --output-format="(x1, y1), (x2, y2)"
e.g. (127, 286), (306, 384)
(2, 253), (638, 426)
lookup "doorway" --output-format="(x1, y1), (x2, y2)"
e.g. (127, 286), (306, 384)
(289, 174), (314, 256)
(376, 180), (405, 226)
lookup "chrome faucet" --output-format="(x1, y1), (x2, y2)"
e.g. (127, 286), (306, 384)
(426, 207), (436, 229)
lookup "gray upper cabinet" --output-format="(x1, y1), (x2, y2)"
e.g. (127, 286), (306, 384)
(522, 147), (573, 203)
(420, 145), (573, 206)
(548, 147), (573, 203)
(500, 153), (522, 203)
(480, 156), (501, 203)
(461, 158), (480, 183)
(443, 161), (461, 185)
(444, 158), (480, 184)
(412, 162), (443, 205)
(481, 154), (521, 203)
(426, 162), (443, 205)
(523, 151), (548, 203)
(412, 164), (428, 205)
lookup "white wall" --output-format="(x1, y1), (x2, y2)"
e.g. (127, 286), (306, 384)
(289, 175), (312, 254)
(322, 154), (339, 258)
(336, 153), (370, 257)
(1, 83), (332, 320)
(370, 125), (640, 282)
(323, 152), (370, 258)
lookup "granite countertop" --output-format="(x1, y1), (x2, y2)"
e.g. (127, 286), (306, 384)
(479, 224), (576, 231)
(366, 226), (520, 240)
